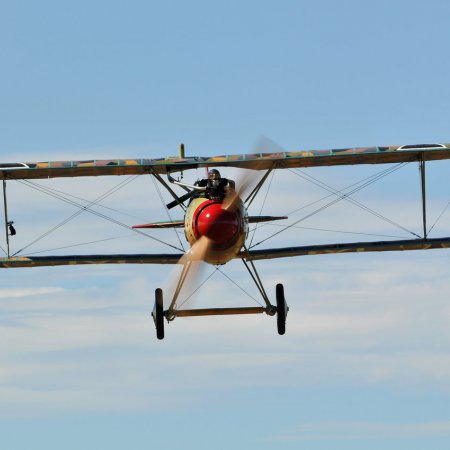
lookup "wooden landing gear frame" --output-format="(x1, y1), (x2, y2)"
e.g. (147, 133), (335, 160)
(152, 283), (288, 340)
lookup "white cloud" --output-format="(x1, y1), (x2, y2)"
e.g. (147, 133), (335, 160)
(1, 160), (450, 416)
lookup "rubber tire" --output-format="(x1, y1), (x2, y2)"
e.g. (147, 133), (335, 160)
(276, 283), (287, 335)
(154, 288), (165, 340)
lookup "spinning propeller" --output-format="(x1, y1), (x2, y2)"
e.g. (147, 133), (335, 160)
(164, 165), (263, 313)
(162, 137), (286, 313)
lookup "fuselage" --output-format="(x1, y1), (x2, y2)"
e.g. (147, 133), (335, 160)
(184, 197), (248, 265)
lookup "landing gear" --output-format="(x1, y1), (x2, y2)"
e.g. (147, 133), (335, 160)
(276, 283), (288, 335)
(153, 288), (165, 340)
(150, 279), (288, 339)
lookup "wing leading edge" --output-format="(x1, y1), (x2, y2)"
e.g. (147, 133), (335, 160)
(0, 253), (183, 268)
(2, 143), (450, 180)
(241, 237), (450, 261)
(1, 237), (449, 268)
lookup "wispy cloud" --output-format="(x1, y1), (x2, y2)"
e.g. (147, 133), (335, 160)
(1, 275), (450, 417)
(1, 162), (450, 417)
(269, 420), (450, 441)
(0, 287), (65, 299)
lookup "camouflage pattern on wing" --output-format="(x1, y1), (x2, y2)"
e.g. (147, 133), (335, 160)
(1, 237), (449, 268)
(241, 237), (450, 261)
(0, 253), (183, 268)
(2, 143), (450, 180)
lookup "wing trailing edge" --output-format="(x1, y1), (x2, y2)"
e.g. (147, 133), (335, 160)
(132, 221), (184, 229)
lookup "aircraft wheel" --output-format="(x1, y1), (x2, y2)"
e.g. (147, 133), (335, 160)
(276, 283), (288, 335)
(153, 288), (165, 340)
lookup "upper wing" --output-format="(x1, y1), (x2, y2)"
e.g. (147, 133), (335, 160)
(2, 143), (450, 180)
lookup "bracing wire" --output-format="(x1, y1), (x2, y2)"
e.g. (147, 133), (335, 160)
(12, 177), (184, 255)
(26, 234), (133, 255)
(176, 266), (220, 309)
(249, 169), (276, 248)
(428, 200), (450, 236)
(26, 181), (156, 222)
(176, 265), (263, 309)
(149, 174), (185, 252)
(290, 165), (416, 235)
(249, 223), (405, 240)
(12, 176), (138, 254)
(250, 162), (419, 248)
(216, 267), (263, 306)
(283, 163), (407, 218)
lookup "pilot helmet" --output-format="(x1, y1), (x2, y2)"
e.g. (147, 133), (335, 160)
(208, 169), (221, 180)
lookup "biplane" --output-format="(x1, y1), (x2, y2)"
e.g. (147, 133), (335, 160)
(1, 142), (450, 340)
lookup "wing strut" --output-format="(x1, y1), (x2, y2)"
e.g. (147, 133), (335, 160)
(2, 180), (11, 258)
(152, 172), (187, 211)
(240, 246), (274, 312)
(420, 153), (427, 238)
(244, 169), (273, 207)
(166, 261), (193, 321)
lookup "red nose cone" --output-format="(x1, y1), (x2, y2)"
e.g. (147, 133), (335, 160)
(195, 202), (240, 247)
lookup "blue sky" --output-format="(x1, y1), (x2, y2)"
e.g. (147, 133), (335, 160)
(1, 1), (450, 449)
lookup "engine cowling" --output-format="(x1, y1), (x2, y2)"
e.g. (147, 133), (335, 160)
(194, 202), (240, 248)
(184, 198), (247, 264)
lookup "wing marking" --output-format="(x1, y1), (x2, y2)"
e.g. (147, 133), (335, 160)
(2, 143), (450, 180)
